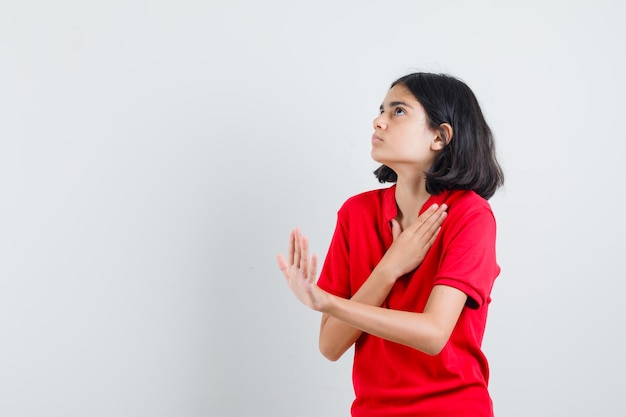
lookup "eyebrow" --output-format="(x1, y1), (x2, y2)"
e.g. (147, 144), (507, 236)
(379, 101), (415, 111)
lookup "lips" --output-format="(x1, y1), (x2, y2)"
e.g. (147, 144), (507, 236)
(372, 134), (383, 143)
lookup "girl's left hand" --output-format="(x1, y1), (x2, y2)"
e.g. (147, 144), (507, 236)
(277, 228), (329, 312)
(378, 203), (447, 279)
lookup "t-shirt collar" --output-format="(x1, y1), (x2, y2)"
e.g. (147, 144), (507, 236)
(383, 184), (452, 222)
(382, 185), (398, 223)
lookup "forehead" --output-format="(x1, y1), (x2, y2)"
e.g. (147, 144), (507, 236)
(380, 84), (427, 117)
(381, 84), (420, 106)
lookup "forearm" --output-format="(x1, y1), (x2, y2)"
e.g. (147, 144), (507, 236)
(322, 284), (467, 356)
(323, 296), (442, 355)
(318, 266), (397, 361)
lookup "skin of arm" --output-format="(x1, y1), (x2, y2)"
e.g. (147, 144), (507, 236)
(278, 204), (453, 360)
(318, 266), (396, 361)
(323, 284), (467, 356)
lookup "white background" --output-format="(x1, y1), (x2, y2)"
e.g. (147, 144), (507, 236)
(1, 1), (625, 416)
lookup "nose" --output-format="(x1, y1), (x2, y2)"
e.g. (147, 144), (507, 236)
(373, 113), (387, 130)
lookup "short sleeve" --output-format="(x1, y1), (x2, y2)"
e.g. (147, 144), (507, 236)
(434, 207), (500, 309)
(316, 212), (352, 299)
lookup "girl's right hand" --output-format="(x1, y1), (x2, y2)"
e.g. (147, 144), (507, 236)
(277, 228), (329, 312)
(380, 203), (447, 279)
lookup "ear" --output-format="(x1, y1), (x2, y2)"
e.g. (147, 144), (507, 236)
(431, 123), (453, 151)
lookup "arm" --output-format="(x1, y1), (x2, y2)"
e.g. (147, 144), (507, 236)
(278, 227), (465, 356)
(318, 264), (396, 361)
(323, 284), (467, 356)
(278, 204), (448, 360)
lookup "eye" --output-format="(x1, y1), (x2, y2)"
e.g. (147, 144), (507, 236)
(394, 107), (406, 116)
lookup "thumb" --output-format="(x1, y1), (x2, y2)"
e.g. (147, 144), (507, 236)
(390, 219), (402, 241)
(277, 254), (289, 278)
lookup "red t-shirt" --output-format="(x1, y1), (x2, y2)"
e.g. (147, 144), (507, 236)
(317, 185), (500, 417)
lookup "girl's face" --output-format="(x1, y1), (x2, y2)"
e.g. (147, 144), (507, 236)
(371, 84), (443, 175)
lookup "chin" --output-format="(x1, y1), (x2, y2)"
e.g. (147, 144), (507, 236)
(370, 149), (384, 164)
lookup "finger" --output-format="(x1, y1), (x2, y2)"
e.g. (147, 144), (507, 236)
(310, 253), (318, 283)
(424, 206), (447, 229)
(423, 226), (442, 250)
(407, 204), (439, 233)
(413, 203), (446, 234)
(390, 219), (402, 241)
(419, 211), (447, 250)
(428, 208), (448, 233)
(293, 228), (301, 267)
(276, 254), (289, 278)
(287, 229), (296, 265)
(300, 234), (310, 277)
(422, 204), (440, 220)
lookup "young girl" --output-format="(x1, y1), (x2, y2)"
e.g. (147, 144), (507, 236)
(277, 72), (504, 417)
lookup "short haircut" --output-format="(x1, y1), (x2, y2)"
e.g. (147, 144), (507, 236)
(374, 72), (504, 200)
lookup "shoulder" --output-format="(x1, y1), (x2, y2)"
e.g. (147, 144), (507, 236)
(444, 190), (493, 218)
(439, 190), (497, 237)
(338, 186), (392, 214)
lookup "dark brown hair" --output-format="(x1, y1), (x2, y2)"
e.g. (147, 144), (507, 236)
(374, 72), (504, 200)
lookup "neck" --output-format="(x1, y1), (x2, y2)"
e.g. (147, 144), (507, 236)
(394, 175), (431, 230)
